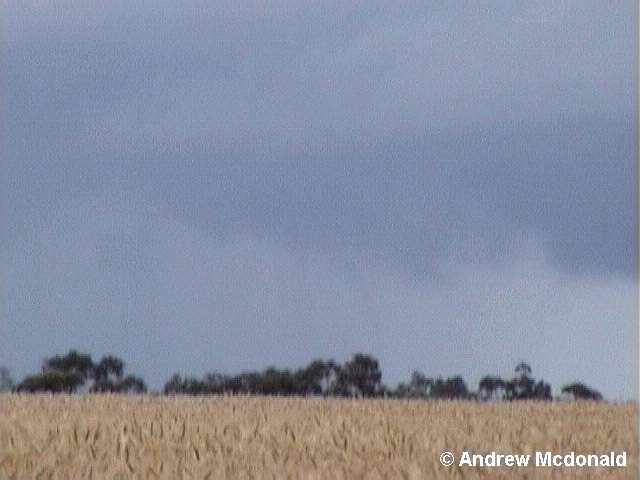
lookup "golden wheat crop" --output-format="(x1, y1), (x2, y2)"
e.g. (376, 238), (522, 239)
(0, 394), (635, 479)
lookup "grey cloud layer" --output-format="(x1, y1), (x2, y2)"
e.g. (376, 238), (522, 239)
(3, 1), (636, 397)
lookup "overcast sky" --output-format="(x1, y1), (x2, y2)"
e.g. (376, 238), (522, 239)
(2, 1), (637, 398)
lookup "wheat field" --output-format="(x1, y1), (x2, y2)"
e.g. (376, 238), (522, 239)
(0, 395), (636, 479)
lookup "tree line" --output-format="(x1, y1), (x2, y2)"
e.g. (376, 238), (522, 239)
(2, 351), (146, 394)
(0, 350), (603, 401)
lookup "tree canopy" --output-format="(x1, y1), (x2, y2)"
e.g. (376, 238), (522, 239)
(15, 351), (146, 394)
(6, 351), (604, 402)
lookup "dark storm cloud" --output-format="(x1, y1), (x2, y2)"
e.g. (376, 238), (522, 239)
(149, 116), (634, 278)
(6, 0), (634, 276)
(3, 1), (636, 397)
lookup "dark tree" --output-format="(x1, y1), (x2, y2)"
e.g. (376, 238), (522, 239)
(164, 374), (210, 395)
(294, 359), (339, 396)
(113, 375), (147, 394)
(409, 371), (433, 398)
(93, 356), (124, 381)
(18, 350), (96, 393)
(335, 353), (382, 397)
(430, 376), (469, 399)
(478, 376), (506, 401)
(90, 354), (146, 394)
(91, 355), (125, 392)
(392, 371), (433, 399)
(235, 372), (263, 394)
(43, 350), (94, 384)
(258, 368), (296, 395)
(164, 374), (186, 394)
(16, 350), (146, 395)
(203, 372), (229, 394)
(562, 383), (602, 401)
(504, 362), (551, 401)
(17, 371), (84, 393)
(395, 371), (434, 398)
(531, 379), (552, 401)
(505, 362), (532, 400)
(514, 362), (532, 377)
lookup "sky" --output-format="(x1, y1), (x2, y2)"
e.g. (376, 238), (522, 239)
(2, 1), (637, 398)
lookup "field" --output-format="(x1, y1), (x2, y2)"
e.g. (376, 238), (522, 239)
(0, 395), (636, 479)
